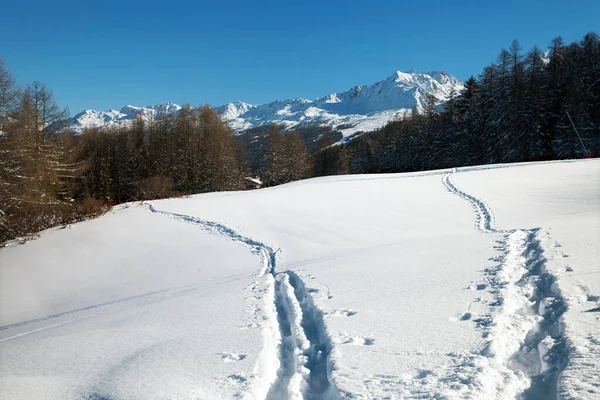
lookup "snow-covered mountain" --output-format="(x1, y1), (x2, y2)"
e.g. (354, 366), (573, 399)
(65, 103), (182, 132)
(217, 70), (463, 136)
(65, 70), (463, 137)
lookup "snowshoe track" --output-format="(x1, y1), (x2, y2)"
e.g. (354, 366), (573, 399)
(442, 172), (570, 399)
(145, 203), (339, 400)
(443, 173), (498, 233)
(476, 229), (570, 399)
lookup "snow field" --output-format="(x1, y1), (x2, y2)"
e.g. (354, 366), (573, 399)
(1, 159), (598, 399)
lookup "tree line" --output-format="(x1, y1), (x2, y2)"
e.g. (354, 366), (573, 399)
(0, 58), (313, 241)
(77, 106), (246, 203)
(1, 32), (598, 242)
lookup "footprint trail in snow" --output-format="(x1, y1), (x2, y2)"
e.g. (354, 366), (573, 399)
(441, 172), (570, 400)
(145, 203), (340, 400)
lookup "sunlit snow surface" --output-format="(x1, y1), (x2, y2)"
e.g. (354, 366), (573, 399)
(1, 159), (598, 399)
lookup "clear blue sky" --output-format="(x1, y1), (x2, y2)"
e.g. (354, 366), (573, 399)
(1, 0), (598, 114)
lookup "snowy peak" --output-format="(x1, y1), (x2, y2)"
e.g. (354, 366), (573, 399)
(317, 93), (342, 104)
(387, 70), (418, 83)
(385, 70), (463, 96)
(118, 102), (182, 118)
(213, 101), (256, 120)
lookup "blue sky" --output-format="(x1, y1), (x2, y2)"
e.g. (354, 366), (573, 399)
(1, 0), (598, 113)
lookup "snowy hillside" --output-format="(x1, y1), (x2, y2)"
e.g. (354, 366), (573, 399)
(1, 159), (598, 400)
(64, 70), (463, 136)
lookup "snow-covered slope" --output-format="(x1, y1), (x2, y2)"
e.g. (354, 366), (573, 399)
(1, 159), (598, 400)
(65, 70), (463, 136)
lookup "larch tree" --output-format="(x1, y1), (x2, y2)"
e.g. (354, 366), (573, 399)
(0, 78), (73, 240)
(0, 58), (19, 131)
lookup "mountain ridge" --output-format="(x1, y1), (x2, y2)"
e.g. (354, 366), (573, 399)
(64, 70), (463, 138)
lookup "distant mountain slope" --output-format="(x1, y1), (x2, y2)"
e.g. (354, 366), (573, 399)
(65, 103), (183, 132)
(64, 70), (463, 137)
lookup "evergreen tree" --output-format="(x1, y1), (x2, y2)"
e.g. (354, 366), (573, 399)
(349, 139), (374, 174)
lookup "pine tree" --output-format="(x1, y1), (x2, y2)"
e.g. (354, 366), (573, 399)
(349, 139), (374, 174)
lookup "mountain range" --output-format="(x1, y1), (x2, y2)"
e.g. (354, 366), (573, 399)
(64, 70), (464, 138)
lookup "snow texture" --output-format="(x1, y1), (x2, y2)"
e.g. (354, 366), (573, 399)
(1, 159), (599, 400)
